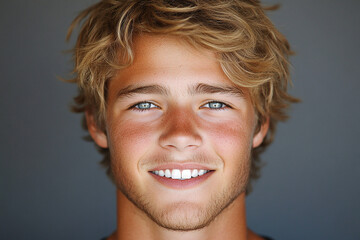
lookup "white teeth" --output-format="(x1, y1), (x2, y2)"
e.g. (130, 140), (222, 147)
(191, 169), (198, 177)
(152, 169), (210, 180)
(165, 169), (171, 178)
(171, 169), (181, 179)
(181, 169), (192, 179)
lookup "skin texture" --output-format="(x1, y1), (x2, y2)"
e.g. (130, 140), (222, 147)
(87, 34), (269, 240)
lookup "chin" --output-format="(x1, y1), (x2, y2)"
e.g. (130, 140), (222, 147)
(141, 187), (244, 232)
(113, 158), (249, 232)
(147, 202), (215, 231)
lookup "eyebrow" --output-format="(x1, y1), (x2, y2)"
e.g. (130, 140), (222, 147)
(189, 83), (244, 97)
(116, 83), (244, 99)
(116, 84), (170, 99)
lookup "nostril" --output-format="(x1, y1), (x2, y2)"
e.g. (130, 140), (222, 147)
(159, 135), (202, 151)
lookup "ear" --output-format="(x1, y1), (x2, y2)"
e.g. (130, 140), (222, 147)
(252, 117), (270, 148)
(85, 110), (108, 148)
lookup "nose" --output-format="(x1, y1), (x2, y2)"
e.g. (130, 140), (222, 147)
(159, 107), (202, 151)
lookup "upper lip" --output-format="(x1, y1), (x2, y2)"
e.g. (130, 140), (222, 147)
(147, 163), (216, 172)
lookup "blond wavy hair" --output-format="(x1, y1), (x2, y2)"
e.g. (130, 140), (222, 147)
(67, 0), (298, 193)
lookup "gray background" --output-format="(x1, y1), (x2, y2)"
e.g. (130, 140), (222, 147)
(1, 0), (359, 239)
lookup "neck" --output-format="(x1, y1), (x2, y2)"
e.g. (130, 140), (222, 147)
(110, 190), (250, 240)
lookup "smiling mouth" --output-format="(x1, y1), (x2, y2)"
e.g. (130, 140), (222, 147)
(150, 169), (213, 180)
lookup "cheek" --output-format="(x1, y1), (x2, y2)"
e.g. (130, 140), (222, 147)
(201, 116), (252, 180)
(200, 118), (253, 192)
(202, 118), (254, 165)
(107, 119), (159, 170)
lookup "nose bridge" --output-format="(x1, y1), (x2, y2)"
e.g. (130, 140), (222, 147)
(159, 106), (201, 151)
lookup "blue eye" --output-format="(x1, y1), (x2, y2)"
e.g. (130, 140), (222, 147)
(203, 101), (228, 110)
(131, 102), (158, 111)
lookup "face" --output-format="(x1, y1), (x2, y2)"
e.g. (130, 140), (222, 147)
(88, 34), (268, 231)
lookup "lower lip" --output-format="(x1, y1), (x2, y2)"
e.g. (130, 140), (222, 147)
(149, 171), (214, 189)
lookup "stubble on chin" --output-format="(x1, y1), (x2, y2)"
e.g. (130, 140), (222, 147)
(111, 157), (250, 232)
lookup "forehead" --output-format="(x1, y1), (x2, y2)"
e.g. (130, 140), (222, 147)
(108, 34), (248, 100)
(112, 34), (229, 84)
(130, 34), (218, 71)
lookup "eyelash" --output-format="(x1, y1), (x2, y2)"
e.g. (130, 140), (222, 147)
(129, 101), (231, 112)
(201, 101), (230, 110)
(129, 101), (159, 112)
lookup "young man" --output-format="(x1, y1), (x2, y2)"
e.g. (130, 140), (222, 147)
(67, 0), (298, 239)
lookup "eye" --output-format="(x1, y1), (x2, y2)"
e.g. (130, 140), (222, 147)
(202, 101), (229, 110)
(130, 102), (159, 111)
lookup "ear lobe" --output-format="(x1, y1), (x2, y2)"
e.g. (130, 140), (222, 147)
(85, 110), (108, 148)
(252, 117), (270, 148)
